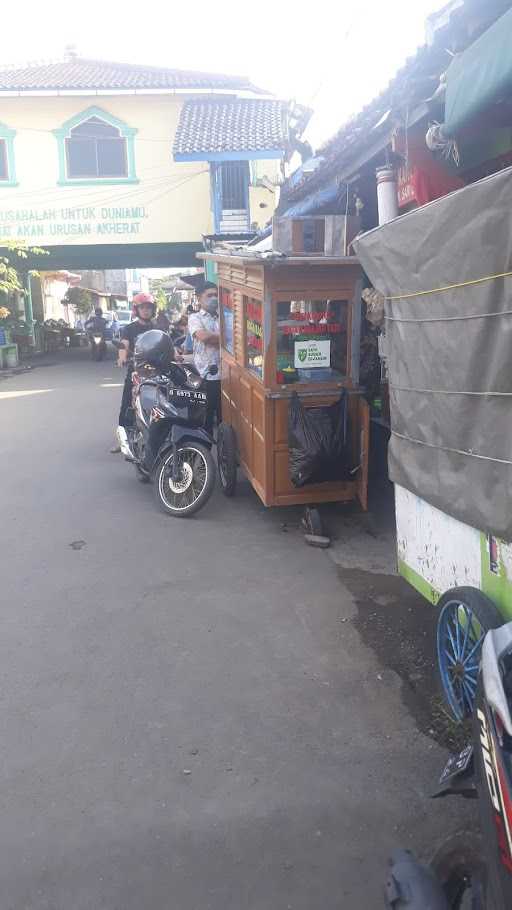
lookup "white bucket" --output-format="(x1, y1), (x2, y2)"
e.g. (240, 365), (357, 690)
(5, 346), (18, 368)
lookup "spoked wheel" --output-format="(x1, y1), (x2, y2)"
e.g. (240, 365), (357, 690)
(437, 587), (502, 722)
(154, 443), (215, 517)
(430, 832), (486, 909)
(217, 423), (237, 497)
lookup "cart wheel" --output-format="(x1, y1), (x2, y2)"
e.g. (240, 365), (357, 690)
(217, 423), (237, 497)
(302, 506), (323, 537)
(436, 587), (502, 722)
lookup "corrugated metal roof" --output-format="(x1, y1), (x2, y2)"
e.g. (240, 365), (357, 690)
(173, 99), (287, 156)
(0, 57), (262, 93)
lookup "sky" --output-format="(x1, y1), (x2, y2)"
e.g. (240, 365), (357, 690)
(2, 0), (448, 148)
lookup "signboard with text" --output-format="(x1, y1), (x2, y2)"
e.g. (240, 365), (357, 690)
(0, 205), (148, 242)
(294, 339), (331, 368)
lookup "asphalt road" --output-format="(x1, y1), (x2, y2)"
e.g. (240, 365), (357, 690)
(0, 349), (471, 910)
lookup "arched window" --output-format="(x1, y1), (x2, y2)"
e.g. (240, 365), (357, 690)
(0, 123), (17, 187)
(54, 107), (138, 185)
(66, 116), (127, 179)
(0, 142), (7, 180)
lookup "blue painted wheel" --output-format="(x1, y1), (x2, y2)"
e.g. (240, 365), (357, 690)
(436, 587), (502, 722)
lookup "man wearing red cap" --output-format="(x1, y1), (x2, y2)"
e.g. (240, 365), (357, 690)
(112, 293), (156, 451)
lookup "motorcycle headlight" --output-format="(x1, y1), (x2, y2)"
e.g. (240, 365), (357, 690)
(185, 372), (202, 390)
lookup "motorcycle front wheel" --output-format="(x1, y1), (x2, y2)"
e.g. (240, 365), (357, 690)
(154, 443), (215, 517)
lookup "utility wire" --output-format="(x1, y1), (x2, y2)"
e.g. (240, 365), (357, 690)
(11, 168), (207, 218)
(11, 125), (181, 143)
(0, 167), (205, 205)
(0, 169), (209, 244)
(0, 169), (208, 210)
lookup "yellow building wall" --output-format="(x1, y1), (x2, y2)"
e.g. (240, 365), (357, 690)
(0, 95), (213, 246)
(249, 158), (281, 228)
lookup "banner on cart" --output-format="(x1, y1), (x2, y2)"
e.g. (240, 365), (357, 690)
(294, 339), (330, 368)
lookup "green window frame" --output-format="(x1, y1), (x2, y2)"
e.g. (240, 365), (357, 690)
(53, 106), (138, 186)
(0, 123), (18, 187)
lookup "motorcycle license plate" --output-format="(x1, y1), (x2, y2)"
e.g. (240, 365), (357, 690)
(167, 388), (207, 403)
(439, 744), (473, 785)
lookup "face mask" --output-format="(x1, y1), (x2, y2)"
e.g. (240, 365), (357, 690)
(203, 298), (218, 315)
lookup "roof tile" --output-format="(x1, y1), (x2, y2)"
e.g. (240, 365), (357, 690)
(0, 58), (261, 93)
(174, 99), (286, 155)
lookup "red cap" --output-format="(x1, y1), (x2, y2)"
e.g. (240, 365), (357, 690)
(133, 293), (154, 306)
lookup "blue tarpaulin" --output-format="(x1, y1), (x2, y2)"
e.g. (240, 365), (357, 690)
(279, 178), (342, 217)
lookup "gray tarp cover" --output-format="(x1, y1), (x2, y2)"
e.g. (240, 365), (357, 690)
(354, 166), (512, 540)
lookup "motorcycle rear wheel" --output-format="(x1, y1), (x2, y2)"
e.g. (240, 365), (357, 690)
(154, 443), (215, 517)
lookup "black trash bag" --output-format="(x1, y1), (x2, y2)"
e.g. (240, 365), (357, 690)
(288, 391), (355, 487)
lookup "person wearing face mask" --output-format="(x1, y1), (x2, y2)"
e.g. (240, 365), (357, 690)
(188, 280), (221, 432)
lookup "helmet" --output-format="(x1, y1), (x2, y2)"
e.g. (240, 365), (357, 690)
(134, 329), (174, 371)
(94, 307), (103, 316)
(133, 292), (156, 318)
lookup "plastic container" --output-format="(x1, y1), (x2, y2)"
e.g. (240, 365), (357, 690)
(5, 346), (18, 368)
(297, 368), (335, 382)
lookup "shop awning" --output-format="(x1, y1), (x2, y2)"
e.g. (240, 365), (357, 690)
(443, 6), (512, 138)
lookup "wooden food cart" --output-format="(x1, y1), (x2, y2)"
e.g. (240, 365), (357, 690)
(201, 251), (370, 538)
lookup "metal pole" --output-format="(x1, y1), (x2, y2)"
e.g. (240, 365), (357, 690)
(23, 271), (35, 345)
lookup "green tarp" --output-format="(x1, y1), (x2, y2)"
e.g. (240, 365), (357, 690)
(443, 5), (512, 138)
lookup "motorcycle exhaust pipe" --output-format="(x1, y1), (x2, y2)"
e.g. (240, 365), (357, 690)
(116, 426), (135, 461)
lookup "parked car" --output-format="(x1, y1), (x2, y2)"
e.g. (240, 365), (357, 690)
(113, 309), (133, 339)
(101, 311), (114, 341)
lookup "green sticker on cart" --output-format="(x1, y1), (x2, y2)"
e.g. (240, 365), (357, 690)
(294, 339), (330, 368)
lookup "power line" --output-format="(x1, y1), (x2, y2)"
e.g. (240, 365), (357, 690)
(0, 159), (204, 201)
(140, 169), (209, 208)
(0, 168), (209, 238)
(0, 174), (172, 205)
(0, 167), (207, 206)
(13, 125), (185, 144)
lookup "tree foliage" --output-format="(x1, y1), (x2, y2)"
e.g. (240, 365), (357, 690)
(155, 287), (168, 312)
(0, 240), (47, 296)
(64, 286), (94, 315)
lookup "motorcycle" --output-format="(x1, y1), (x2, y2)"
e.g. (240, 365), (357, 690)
(117, 358), (217, 518)
(88, 331), (107, 362)
(385, 622), (512, 908)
